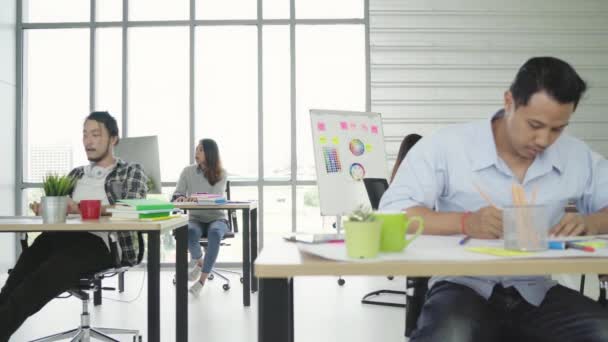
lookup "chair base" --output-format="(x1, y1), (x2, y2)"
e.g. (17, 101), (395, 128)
(30, 327), (140, 342)
(208, 268), (244, 291)
(361, 289), (406, 308)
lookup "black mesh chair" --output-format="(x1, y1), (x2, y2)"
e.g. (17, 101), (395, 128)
(200, 181), (243, 290)
(31, 232), (145, 342)
(173, 180), (243, 291)
(362, 177), (429, 337)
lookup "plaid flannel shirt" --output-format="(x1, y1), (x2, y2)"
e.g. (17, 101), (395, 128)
(68, 158), (149, 266)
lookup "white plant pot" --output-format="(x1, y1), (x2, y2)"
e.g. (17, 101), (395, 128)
(41, 196), (68, 224)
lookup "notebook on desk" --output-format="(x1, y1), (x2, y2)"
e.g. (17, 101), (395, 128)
(283, 232), (344, 244)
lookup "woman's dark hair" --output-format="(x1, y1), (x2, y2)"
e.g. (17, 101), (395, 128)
(391, 133), (422, 183)
(85, 111), (120, 144)
(509, 57), (587, 110)
(200, 138), (223, 185)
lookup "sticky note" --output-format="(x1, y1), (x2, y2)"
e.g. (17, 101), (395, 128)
(332, 137), (340, 145)
(317, 122), (326, 131)
(349, 122), (356, 130)
(340, 121), (348, 130)
(361, 124), (368, 132)
(371, 125), (378, 134)
(319, 136), (327, 144)
(365, 144), (372, 152)
(465, 247), (533, 257)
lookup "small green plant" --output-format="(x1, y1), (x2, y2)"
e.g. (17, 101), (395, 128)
(42, 174), (77, 197)
(346, 205), (376, 222)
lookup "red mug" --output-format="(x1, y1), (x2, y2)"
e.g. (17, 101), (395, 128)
(79, 200), (102, 220)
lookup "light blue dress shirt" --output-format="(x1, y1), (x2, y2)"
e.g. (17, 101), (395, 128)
(379, 110), (608, 306)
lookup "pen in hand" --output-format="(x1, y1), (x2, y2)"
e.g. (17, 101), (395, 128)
(459, 236), (471, 245)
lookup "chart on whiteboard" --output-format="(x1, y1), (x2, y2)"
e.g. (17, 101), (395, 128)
(310, 109), (388, 216)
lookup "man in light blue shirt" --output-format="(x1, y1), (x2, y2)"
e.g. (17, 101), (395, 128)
(380, 57), (608, 342)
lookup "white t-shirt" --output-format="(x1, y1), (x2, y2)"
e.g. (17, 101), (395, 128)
(72, 163), (116, 255)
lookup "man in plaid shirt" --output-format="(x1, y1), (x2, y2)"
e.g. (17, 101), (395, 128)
(0, 111), (148, 341)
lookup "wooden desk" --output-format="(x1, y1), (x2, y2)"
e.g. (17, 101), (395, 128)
(174, 201), (259, 306)
(255, 239), (608, 342)
(0, 215), (190, 342)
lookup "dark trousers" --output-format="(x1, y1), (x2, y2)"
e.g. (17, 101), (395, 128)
(0, 232), (113, 341)
(410, 281), (608, 342)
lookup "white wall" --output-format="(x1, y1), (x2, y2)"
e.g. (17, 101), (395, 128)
(370, 0), (608, 162)
(0, 0), (16, 271)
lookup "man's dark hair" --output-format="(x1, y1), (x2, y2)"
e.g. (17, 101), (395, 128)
(509, 57), (587, 110)
(85, 111), (120, 144)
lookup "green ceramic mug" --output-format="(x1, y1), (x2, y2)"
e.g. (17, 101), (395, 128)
(344, 220), (383, 259)
(374, 212), (424, 252)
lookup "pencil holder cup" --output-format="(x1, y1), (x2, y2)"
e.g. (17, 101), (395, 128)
(503, 205), (549, 251)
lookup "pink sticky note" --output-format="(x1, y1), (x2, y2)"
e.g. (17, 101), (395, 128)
(340, 121), (348, 130)
(361, 124), (368, 132)
(371, 125), (378, 134)
(317, 122), (326, 131)
(350, 122), (357, 129)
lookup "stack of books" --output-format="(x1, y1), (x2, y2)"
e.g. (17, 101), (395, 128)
(108, 199), (175, 220)
(191, 193), (227, 204)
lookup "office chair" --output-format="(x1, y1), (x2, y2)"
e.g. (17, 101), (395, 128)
(362, 177), (430, 337)
(202, 180), (243, 290)
(360, 178), (407, 308)
(173, 180), (244, 290)
(31, 232), (144, 342)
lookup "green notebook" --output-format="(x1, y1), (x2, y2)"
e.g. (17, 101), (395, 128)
(116, 199), (174, 211)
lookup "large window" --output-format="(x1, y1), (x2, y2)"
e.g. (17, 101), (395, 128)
(18, 0), (368, 263)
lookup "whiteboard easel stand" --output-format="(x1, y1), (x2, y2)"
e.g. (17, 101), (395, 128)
(335, 215), (346, 286)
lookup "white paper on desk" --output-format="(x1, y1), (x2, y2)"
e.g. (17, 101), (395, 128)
(297, 235), (608, 262)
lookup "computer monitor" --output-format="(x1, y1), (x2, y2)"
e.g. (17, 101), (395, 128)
(114, 136), (162, 194)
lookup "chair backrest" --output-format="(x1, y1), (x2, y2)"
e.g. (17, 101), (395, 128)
(362, 178), (389, 210)
(114, 135), (162, 194)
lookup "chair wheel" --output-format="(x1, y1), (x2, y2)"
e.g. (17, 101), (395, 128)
(223, 284), (230, 291)
(338, 278), (345, 286)
(133, 336), (142, 342)
(208, 274), (214, 280)
(172, 276), (176, 285)
(240, 277), (244, 284)
(388, 275), (394, 280)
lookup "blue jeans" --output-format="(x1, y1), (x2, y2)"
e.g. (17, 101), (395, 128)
(410, 281), (608, 342)
(187, 220), (228, 274)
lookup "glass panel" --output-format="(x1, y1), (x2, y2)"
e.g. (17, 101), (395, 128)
(95, 28), (122, 118)
(129, 27), (189, 182)
(196, 0), (256, 20)
(129, 0), (189, 21)
(296, 0), (364, 19)
(195, 27), (258, 180)
(263, 186), (291, 234)
(296, 185), (335, 233)
(263, 26), (290, 180)
(24, 29), (90, 182)
(96, 0), (122, 22)
(23, 0), (90, 23)
(263, 0), (289, 19)
(295, 25), (366, 180)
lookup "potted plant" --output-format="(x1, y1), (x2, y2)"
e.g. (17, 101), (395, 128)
(41, 174), (77, 224)
(344, 206), (383, 258)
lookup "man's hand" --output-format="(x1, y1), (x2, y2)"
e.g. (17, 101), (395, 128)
(550, 213), (587, 237)
(67, 198), (80, 214)
(464, 206), (503, 239)
(29, 201), (41, 215)
(174, 196), (188, 202)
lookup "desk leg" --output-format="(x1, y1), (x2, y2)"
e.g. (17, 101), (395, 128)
(147, 231), (161, 342)
(242, 209), (251, 307)
(251, 208), (258, 293)
(258, 277), (294, 342)
(175, 224), (189, 342)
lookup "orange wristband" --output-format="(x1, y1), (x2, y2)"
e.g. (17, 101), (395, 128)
(461, 211), (471, 235)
